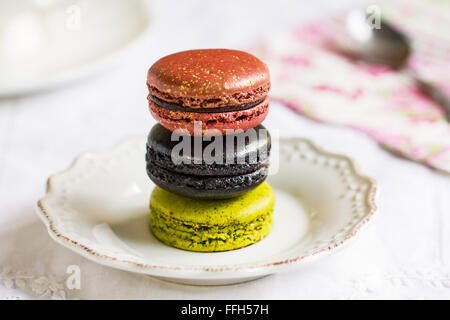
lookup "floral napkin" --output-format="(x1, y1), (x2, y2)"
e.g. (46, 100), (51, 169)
(252, 0), (450, 173)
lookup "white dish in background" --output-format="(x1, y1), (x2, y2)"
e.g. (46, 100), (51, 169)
(36, 137), (378, 285)
(0, 0), (151, 97)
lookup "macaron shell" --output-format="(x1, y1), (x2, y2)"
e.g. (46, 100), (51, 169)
(147, 49), (270, 108)
(149, 182), (275, 252)
(149, 96), (269, 136)
(146, 123), (271, 177)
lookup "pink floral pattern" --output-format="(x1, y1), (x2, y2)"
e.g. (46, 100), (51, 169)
(253, 0), (450, 173)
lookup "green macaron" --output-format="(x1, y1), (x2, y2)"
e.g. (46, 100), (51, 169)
(149, 182), (275, 252)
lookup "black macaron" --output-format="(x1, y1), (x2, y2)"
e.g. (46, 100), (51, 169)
(145, 124), (271, 199)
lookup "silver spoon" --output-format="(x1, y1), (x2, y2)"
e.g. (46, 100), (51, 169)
(343, 9), (450, 121)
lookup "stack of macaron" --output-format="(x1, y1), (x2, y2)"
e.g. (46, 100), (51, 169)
(145, 49), (274, 252)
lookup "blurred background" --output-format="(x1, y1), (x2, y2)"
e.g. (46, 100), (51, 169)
(0, 0), (369, 221)
(1, 0), (449, 299)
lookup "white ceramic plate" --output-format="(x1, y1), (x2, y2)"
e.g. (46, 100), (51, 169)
(0, 0), (151, 97)
(36, 137), (378, 285)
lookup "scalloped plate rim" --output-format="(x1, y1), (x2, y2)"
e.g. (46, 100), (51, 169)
(35, 136), (378, 280)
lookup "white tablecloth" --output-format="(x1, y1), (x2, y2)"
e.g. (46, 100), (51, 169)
(1, 0), (449, 300)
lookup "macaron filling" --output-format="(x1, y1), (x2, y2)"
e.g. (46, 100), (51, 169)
(147, 147), (270, 177)
(149, 96), (269, 136)
(148, 94), (267, 113)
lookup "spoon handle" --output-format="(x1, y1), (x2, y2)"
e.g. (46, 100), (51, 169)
(405, 70), (450, 122)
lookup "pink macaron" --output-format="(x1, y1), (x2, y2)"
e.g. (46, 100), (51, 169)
(147, 49), (270, 135)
